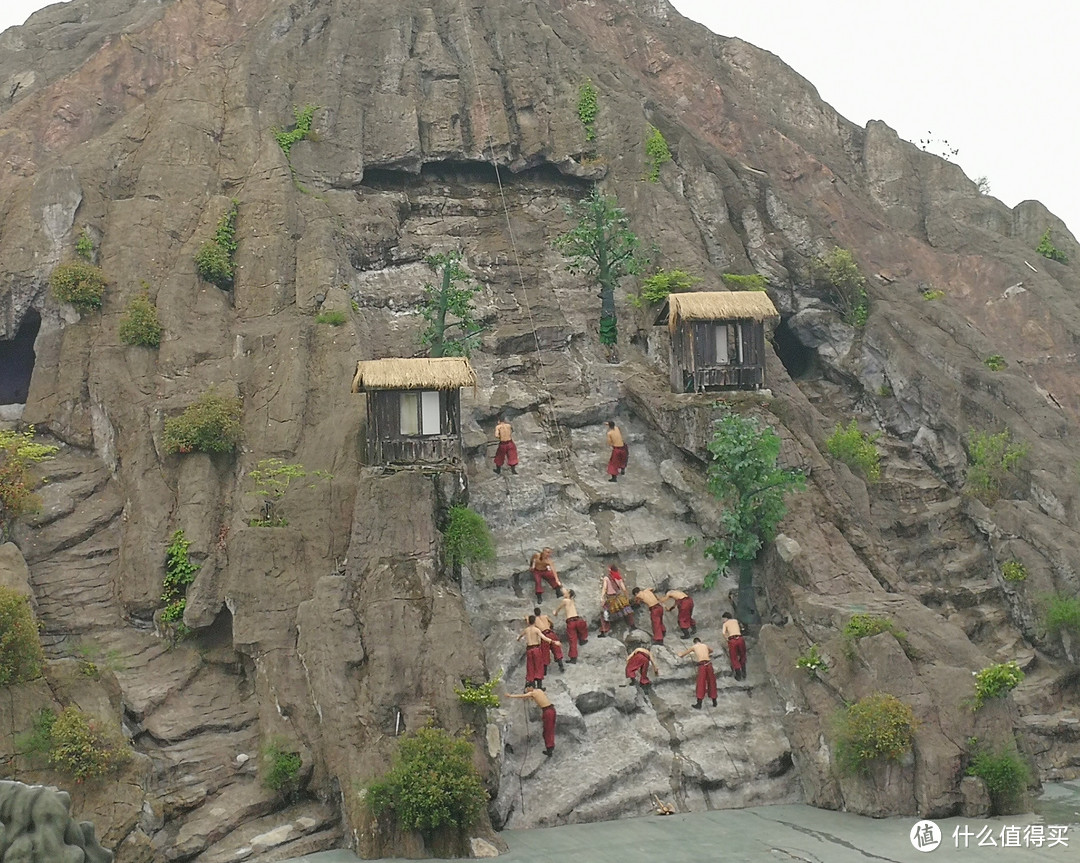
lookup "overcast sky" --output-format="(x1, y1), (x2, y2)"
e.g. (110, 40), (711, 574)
(2, 0), (1076, 234)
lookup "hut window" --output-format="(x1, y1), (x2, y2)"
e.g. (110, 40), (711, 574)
(714, 323), (741, 365)
(399, 390), (442, 436)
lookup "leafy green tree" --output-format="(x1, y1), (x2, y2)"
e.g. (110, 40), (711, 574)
(811, 247), (868, 326)
(247, 458), (331, 527)
(553, 189), (643, 346)
(443, 506), (496, 575)
(630, 268), (701, 307)
(419, 251), (484, 358)
(1035, 228), (1067, 263)
(703, 412), (805, 618)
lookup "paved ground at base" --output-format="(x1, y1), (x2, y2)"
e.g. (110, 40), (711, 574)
(285, 781), (1080, 863)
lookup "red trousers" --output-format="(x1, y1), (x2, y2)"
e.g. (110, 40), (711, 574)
(531, 567), (560, 596)
(727, 635), (747, 673)
(676, 596), (696, 630)
(565, 616), (589, 659)
(649, 603), (666, 643)
(696, 660), (718, 700)
(495, 440), (518, 467)
(541, 705), (556, 750)
(525, 645), (545, 682)
(607, 445), (629, 476)
(540, 629), (563, 665)
(625, 652), (652, 685)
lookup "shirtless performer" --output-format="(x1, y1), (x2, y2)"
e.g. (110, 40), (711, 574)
(529, 548), (562, 603)
(605, 420), (629, 482)
(531, 607), (565, 673)
(553, 588), (589, 662)
(661, 588), (697, 639)
(506, 686), (557, 756)
(625, 646), (659, 687)
(632, 586), (666, 645)
(677, 637), (718, 708)
(518, 615), (560, 689)
(493, 415), (518, 475)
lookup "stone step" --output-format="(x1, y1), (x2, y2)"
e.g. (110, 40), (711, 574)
(193, 801), (341, 863)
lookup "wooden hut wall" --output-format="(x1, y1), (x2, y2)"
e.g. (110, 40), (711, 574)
(669, 319), (767, 391)
(365, 389), (463, 464)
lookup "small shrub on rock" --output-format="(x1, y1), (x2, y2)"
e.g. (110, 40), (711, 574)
(119, 287), (163, 347)
(50, 261), (107, 312)
(811, 247), (868, 327)
(1035, 228), (1067, 263)
(160, 529), (199, 637)
(195, 200), (239, 289)
(0, 428), (58, 530)
(833, 692), (916, 774)
(721, 273), (768, 291)
(577, 79), (598, 142)
(644, 124), (671, 182)
(454, 673), (502, 709)
(367, 726), (487, 834)
(75, 228), (95, 262)
(630, 268), (701, 307)
(315, 310), (347, 326)
(967, 739), (1030, 814)
(826, 420), (882, 481)
(163, 390), (242, 455)
(1041, 593), (1080, 639)
(984, 354), (1006, 371)
(443, 506), (496, 575)
(973, 661), (1024, 709)
(842, 613), (905, 659)
(1000, 560), (1027, 582)
(261, 737), (303, 798)
(964, 429), (1026, 503)
(795, 644), (828, 677)
(0, 586), (45, 686)
(48, 706), (131, 781)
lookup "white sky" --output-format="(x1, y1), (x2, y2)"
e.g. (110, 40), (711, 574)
(1, 0), (1076, 233)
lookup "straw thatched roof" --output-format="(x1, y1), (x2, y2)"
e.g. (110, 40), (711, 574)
(351, 357), (477, 392)
(658, 291), (779, 331)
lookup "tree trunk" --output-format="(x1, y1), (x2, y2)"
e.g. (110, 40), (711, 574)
(735, 557), (760, 625)
(596, 211), (617, 345)
(431, 264), (451, 357)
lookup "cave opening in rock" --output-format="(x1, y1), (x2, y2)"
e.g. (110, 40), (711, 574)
(0, 309), (40, 404)
(772, 316), (815, 380)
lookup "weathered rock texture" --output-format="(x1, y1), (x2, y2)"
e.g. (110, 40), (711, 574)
(1, 0), (1079, 858)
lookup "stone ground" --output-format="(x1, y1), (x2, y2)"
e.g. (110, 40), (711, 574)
(282, 782), (1080, 863)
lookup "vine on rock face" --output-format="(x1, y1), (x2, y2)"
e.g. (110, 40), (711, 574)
(273, 104), (320, 159)
(577, 79), (598, 143)
(161, 529), (200, 637)
(0, 586), (45, 686)
(194, 200), (240, 289)
(644, 124), (671, 182)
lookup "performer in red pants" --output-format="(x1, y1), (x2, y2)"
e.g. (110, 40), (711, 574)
(554, 588), (589, 662)
(678, 638), (718, 708)
(722, 612), (747, 681)
(529, 548), (561, 602)
(532, 608), (565, 672)
(625, 646), (658, 687)
(493, 415), (518, 475)
(662, 589), (697, 638)
(518, 615), (560, 689)
(605, 421), (629, 482)
(632, 587), (666, 644)
(507, 687), (557, 756)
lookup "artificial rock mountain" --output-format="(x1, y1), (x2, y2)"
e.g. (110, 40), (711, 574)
(1, 0), (1078, 859)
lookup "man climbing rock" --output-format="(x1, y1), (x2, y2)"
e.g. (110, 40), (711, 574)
(553, 588), (589, 663)
(493, 414), (518, 475)
(529, 548), (562, 603)
(605, 420), (628, 482)
(506, 686), (557, 756)
(518, 615), (560, 689)
(532, 607), (565, 672)
(625, 645), (659, 687)
(678, 638), (718, 708)
(662, 588), (697, 638)
(722, 612), (747, 681)
(632, 586), (666, 645)
(599, 565), (635, 636)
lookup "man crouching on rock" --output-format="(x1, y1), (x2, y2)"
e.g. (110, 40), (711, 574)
(507, 686), (557, 757)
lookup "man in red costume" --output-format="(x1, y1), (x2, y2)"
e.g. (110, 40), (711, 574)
(518, 615), (560, 689)
(662, 588), (696, 639)
(553, 588), (589, 663)
(532, 607), (565, 673)
(631, 586), (666, 645)
(493, 415), (518, 475)
(678, 638), (718, 708)
(722, 612), (747, 681)
(529, 548), (561, 603)
(625, 646), (658, 687)
(506, 686), (557, 756)
(605, 420), (629, 482)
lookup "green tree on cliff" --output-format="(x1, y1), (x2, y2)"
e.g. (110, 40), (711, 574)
(553, 189), (643, 348)
(419, 251), (484, 358)
(703, 411), (805, 618)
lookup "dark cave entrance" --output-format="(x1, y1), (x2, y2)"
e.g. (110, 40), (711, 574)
(0, 309), (40, 404)
(772, 316), (815, 380)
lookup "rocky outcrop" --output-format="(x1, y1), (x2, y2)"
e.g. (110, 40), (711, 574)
(1, 0), (1079, 857)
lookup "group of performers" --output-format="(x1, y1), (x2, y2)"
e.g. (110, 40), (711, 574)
(492, 416), (630, 483)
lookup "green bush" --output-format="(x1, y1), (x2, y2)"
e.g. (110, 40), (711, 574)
(1, 428), (58, 529)
(50, 261), (107, 312)
(843, 613), (905, 659)
(195, 201), (239, 289)
(247, 458), (331, 527)
(315, 310), (347, 326)
(644, 125), (671, 182)
(833, 693), (916, 773)
(922, 288), (946, 301)
(811, 247), (868, 327)
(964, 429), (1026, 503)
(48, 706), (131, 780)
(967, 740), (1030, 814)
(721, 273), (768, 291)
(75, 228), (94, 262)
(261, 737), (303, 797)
(826, 420), (882, 481)
(1036, 228), (1067, 263)
(160, 529), (200, 636)
(0, 586), (45, 686)
(631, 268), (701, 307)
(273, 104), (319, 159)
(577, 79), (598, 142)
(163, 390), (242, 455)
(1001, 560), (1027, 582)
(16, 707), (56, 760)
(1041, 593), (1080, 638)
(795, 644), (828, 677)
(984, 354), (1006, 371)
(119, 287), (163, 347)
(973, 661), (1024, 709)
(443, 506), (496, 574)
(367, 726), (487, 834)
(454, 673), (502, 709)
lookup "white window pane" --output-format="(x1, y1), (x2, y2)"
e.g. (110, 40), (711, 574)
(736, 324), (744, 364)
(421, 391), (441, 435)
(716, 324), (728, 364)
(399, 392), (419, 435)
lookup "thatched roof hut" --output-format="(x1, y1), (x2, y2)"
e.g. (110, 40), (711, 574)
(351, 357), (477, 393)
(661, 291), (779, 333)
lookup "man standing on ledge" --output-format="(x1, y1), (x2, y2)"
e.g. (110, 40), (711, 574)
(518, 615), (560, 690)
(678, 637), (717, 708)
(506, 686), (557, 756)
(722, 612), (747, 681)
(662, 588), (697, 639)
(605, 420), (628, 482)
(494, 414), (518, 475)
(632, 586), (666, 645)
(532, 607), (566, 673)
(625, 645), (659, 687)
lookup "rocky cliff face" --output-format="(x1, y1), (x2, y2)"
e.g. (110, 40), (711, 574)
(1, 0), (1079, 859)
